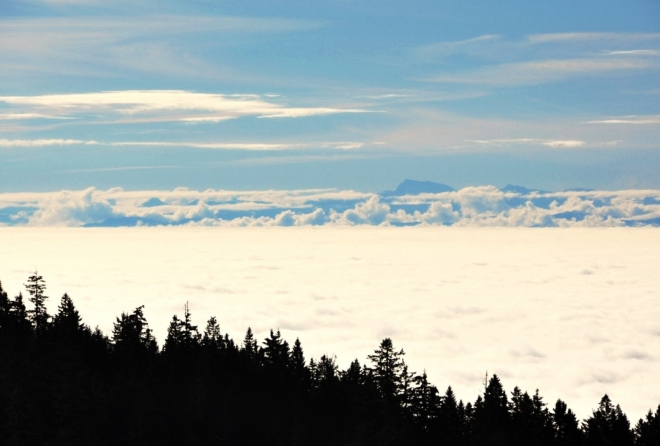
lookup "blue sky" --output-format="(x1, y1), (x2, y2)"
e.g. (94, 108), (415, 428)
(1, 0), (660, 192)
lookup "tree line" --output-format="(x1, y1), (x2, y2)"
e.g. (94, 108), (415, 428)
(0, 272), (659, 445)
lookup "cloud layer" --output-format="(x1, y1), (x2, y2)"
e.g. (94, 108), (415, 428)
(0, 226), (658, 421)
(2, 185), (659, 227)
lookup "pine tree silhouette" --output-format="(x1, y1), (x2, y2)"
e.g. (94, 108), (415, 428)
(634, 405), (660, 446)
(25, 271), (49, 337)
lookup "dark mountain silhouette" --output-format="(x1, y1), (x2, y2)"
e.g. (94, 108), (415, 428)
(565, 188), (595, 192)
(501, 184), (547, 194)
(382, 179), (455, 197)
(141, 197), (167, 207)
(83, 217), (164, 227)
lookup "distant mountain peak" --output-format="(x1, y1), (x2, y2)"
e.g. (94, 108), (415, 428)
(502, 184), (532, 194)
(382, 179), (454, 197)
(141, 197), (166, 207)
(501, 184), (546, 194)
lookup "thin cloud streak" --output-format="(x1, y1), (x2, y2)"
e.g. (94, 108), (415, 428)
(586, 116), (660, 125)
(467, 138), (586, 148)
(0, 113), (73, 120)
(0, 138), (368, 151)
(59, 165), (180, 173)
(427, 58), (656, 86)
(0, 139), (99, 147)
(0, 90), (371, 122)
(527, 32), (660, 44)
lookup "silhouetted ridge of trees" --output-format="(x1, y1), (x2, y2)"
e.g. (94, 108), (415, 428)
(1, 274), (659, 446)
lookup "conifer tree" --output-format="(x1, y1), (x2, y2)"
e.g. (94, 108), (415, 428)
(202, 316), (222, 349)
(290, 338), (307, 379)
(164, 304), (200, 353)
(553, 399), (582, 446)
(263, 329), (290, 366)
(0, 281), (11, 332)
(241, 327), (258, 357)
(634, 405), (660, 446)
(52, 293), (84, 337)
(583, 394), (634, 446)
(367, 338), (407, 405)
(112, 305), (158, 357)
(438, 386), (463, 443)
(341, 359), (362, 386)
(25, 271), (49, 336)
(473, 374), (510, 446)
(409, 371), (440, 431)
(312, 355), (338, 388)
(10, 292), (31, 334)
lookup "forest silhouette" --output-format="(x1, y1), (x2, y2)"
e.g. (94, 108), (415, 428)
(1, 273), (659, 445)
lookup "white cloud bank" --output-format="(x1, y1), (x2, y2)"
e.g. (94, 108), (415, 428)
(1, 186), (659, 228)
(0, 226), (658, 421)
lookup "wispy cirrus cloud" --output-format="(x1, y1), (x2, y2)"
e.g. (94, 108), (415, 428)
(0, 90), (370, 124)
(413, 34), (502, 60)
(0, 138), (368, 151)
(0, 113), (72, 120)
(585, 116), (660, 125)
(426, 57), (656, 86)
(0, 138), (99, 147)
(467, 138), (586, 148)
(416, 32), (660, 87)
(0, 15), (320, 83)
(526, 32), (660, 44)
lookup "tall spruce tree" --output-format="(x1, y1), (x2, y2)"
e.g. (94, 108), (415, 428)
(51, 293), (85, 338)
(112, 305), (158, 359)
(409, 371), (440, 431)
(290, 338), (307, 380)
(25, 271), (49, 336)
(583, 394), (634, 446)
(0, 280), (10, 332)
(202, 316), (222, 349)
(437, 386), (463, 444)
(473, 374), (510, 446)
(553, 399), (582, 446)
(164, 303), (200, 353)
(367, 337), (408, 406)
(241, 327), (258, 358)
(263, 329), (290, 367)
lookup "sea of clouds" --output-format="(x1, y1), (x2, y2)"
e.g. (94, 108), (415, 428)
(0, 227), (658, 421)
(1, 184), (660, 227)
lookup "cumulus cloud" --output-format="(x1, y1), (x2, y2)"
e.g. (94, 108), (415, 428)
(1, 186), (659, 228)
(27, 188), (116, 226)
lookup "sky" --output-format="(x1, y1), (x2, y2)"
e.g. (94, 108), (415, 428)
(1, 227), (659, 421)
(1, 0), (660, 192)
